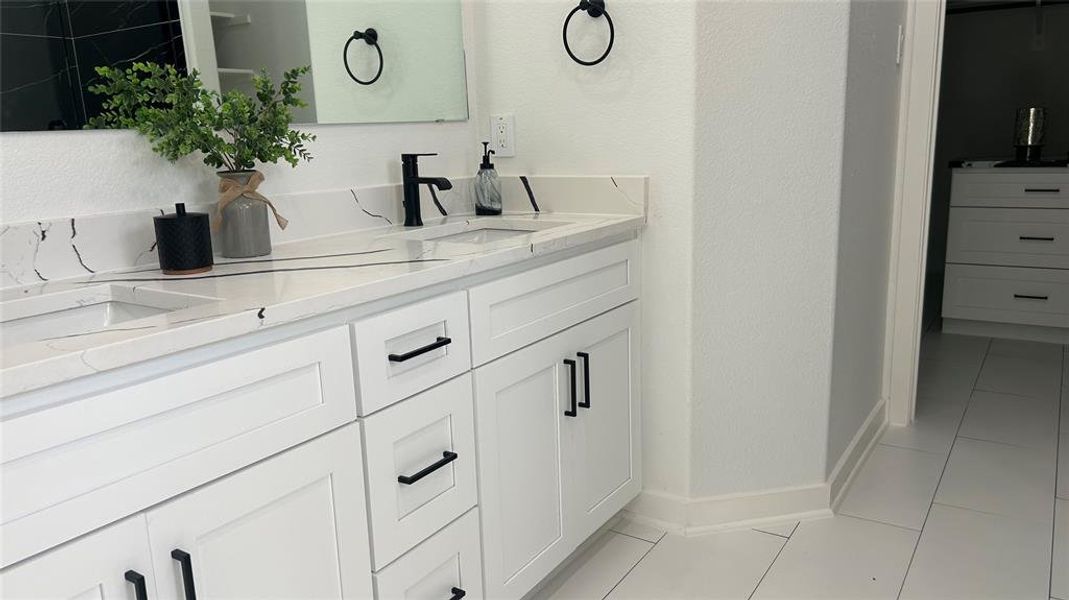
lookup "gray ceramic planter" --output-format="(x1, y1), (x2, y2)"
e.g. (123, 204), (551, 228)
(218, 171), (271, 258)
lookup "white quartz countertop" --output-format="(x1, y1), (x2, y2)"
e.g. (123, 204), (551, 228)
(0, 212), (642, 398)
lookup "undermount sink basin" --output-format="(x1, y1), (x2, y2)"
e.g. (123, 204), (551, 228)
(386, 218), (570, 243)
(0, 285), (219, 346)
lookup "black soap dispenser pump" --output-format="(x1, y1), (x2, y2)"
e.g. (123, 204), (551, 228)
(474, 141), (502, 216)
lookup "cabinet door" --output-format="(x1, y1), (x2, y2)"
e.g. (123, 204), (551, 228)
(0, 516), (154, 600)
(146, 425), (373, 600)
(568, 302), (642, 540)
(474, 332), (575, 600)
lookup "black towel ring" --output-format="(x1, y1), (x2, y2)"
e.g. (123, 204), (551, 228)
(343, 28), (383, 85)
(563, 0), (614, 66)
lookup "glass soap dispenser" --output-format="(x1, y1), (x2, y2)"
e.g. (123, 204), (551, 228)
(474, 141), (502, 215)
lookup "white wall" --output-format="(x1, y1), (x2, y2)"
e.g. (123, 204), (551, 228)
(826, 0), (905, 476)
(689, 0), (851, 497)
(470, 0), (697, 498)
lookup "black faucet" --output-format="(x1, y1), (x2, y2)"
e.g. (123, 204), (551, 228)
(401, 153), (453, 227)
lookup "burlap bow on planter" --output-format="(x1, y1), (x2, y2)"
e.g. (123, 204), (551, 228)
(215, 170), (288, 258)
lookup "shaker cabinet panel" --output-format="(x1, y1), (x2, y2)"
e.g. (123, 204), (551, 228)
(0, 515), (155, 600)
(361, 374), (478, 570)
(372, 509), (483, 600)
(474, 301), (641, 600)
(568, 302), (641, 540)
(474, 331), (574, 600)
(145, 425), (373, 600)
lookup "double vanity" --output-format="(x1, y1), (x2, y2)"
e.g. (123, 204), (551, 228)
(0, 187), (646, 600)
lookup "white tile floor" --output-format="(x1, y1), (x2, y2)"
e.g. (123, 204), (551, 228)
(534, 334), (1068, 599)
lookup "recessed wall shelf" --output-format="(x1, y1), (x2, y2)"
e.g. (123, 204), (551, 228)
(217, 68), (256, 77)
(209, 11), (252, 26)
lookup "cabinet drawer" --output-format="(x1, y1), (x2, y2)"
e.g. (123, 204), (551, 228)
(352, 291), (471, 415)
(1, 326), (356, 568)
(469, 241), (639, 366)
(942, 264), (1069, 328)
(362, 374), (477, 570)
(947, 207), (1069, 268)
(373, 509), (483, 600)
(951, 171), (1069, 208)
(146, 424), (373, 600)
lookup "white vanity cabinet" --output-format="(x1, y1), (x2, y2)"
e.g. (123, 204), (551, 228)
(0, 425), (373, 600)
(145, 425), (372, 600)
(474, 301), (641, 600)
(0, 516), (155, 600)
(0, 237), (642, 600)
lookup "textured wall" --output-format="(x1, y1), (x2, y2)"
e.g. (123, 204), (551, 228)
(826, 0), (906, 477)
(690, 0), (851, 497)
(470, 0), (698, 497)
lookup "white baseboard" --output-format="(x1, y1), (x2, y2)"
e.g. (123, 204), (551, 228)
(626, 483), (832, 537)
(628, 397), (886, 536)
(828, 397), (887, 509)
(942, 318), (1069, 344)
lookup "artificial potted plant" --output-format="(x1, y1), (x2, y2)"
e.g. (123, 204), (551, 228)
(88, 62), (315, 258)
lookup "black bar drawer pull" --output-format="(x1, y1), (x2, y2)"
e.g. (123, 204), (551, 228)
(125, 571), (149, 600)
(1024, 188), (1061, 193)
(450, 588), (467, 600)
(389, 336), (452, 362)
(170, 549), (197, 600)
(398, 451), (458, 485)
(1014, 293), (1049, 301)
(576, 352), (591, 409)
(1019, 236), (1055, 242)
(564, 359), (578, 417)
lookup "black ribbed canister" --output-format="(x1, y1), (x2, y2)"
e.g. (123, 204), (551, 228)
(153, 203), (214, 275)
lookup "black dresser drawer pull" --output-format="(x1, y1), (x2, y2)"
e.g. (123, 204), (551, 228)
(389, 336), (452, 362)
(125, 571), (149, 600)
(1024, 188), (1061, 193)
(1014, 294), (1049, 301)
(564, 359), (578, 417)
(397, 451), (458, 485)
(170, 550), (197, 600)
(1019, 236), (1055, 242)
(449, 588), (467, 600)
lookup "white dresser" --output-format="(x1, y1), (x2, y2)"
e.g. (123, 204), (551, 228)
(942, 168), (1069, 342)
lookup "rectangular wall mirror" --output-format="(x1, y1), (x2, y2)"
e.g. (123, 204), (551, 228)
(0, 0), (469, 132)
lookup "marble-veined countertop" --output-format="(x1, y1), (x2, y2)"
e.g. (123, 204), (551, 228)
(0, 212), (643, 398)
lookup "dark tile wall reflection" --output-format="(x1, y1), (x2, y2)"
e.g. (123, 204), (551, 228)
(0, 0), (186, 132)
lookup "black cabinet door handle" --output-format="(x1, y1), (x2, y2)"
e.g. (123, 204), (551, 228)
(1024, 188), (1061, 193)
(1019, 235), (1055, 242)
(397, 451), (458, 485)
(563, 359), (578, 417)
(450, 588), (467, 600)
(170, 550), (197, 600)
(124, 570), (148, 600)
(576, 352), (591, 409)
(1014, 293), (1049, 301)
(389, 337), (452, 362)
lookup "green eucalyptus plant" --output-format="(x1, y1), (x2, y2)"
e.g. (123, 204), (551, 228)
(87, 62), (315, 172)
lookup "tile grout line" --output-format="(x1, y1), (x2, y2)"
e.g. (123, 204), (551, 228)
(610, 529), (664, 544)
(746, 532), (791, 600)
(894, 336), (994, 600)
(600, 529), (663, 600)
(1048, 344), (1065, 599)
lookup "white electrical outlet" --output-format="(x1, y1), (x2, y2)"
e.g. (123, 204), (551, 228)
(490, 114), (515, 157)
